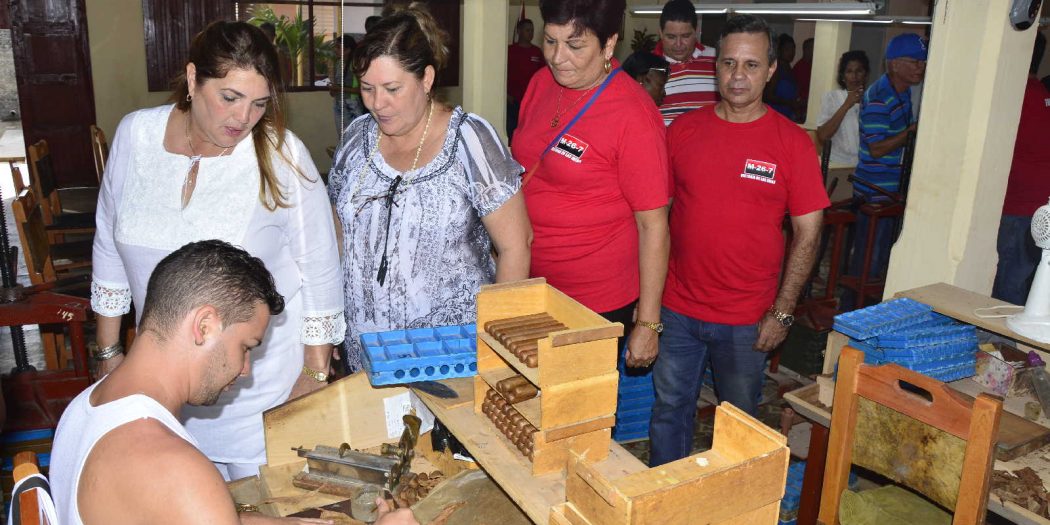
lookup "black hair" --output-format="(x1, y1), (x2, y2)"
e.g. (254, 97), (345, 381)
(516, 18), (534, 32)
(718, 14), (777, 66)
(1033, 31), (1046, 76)
(660, 0), (697, 30)
(539, 0), (625, 49)
(836, 50), (870, 89)
(365, 15), (383, 34)
(777, 33), (795, 51)
(622, 51), (670, 79)
(139, 240), (284, 340)
(352, 2), (449, 79)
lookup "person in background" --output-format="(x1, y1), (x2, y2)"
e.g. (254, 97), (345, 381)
(845, 32), (927, 298)
(507, 18), (545, 139)
(652, 14), (827, 466)
(765, 34), (802, 122)
(91, 22), (344, 481)
(52, 241), (416, 525)
(331, 34), (366, 139)
(329, 2), (532, 372)
(793, 37), (814, 115)
(512, 0), (670, 368)
(993, 31), (1050, 306)
(653, 0), (718, 125)
(623, 50), (671, 106)
(816, 50), (870, 167)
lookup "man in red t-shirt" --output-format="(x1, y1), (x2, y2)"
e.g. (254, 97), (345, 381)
(650, 15), (829, 466)
(506, 19), (544, 139)
(993, 32), (1050, 306)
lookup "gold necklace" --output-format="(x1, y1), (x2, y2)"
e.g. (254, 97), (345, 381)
(550, 86), (596, 129)
(182, 113), (231, 209)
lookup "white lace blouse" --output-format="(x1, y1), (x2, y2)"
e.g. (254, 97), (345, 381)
(90, 104), (344, 463)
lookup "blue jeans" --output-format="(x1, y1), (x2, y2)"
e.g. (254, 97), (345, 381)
(649, 306), (765, 466)
(993, 215), (1039, 306)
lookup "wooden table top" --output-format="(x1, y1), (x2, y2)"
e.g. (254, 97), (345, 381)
(0, 129), (26, 162)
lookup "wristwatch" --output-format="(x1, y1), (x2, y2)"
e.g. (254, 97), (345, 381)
(301, 365), (329, 383)
(768, 306), (795, 327)
(636, 320), (664, 334)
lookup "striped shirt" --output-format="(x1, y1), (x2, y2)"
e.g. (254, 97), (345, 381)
(656, 44), (719, 126)
(854, 74), (913, 198)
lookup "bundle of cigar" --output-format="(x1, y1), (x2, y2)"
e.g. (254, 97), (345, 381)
(495, 374), (539, 404)
(481, 389), (536, 459)
(484, 313), (568, 368)
(394, 470), (445, 508)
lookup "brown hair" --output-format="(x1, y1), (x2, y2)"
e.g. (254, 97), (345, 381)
(351, 2), (449, 80)
(171, 21), (301, 210)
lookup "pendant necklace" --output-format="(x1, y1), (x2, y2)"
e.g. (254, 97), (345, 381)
(550, 85), (597, 128)
(183, 113), (231, 209)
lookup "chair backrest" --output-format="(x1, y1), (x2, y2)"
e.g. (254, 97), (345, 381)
(11, 188), (57, 285)
(90, 125), (108, 183)
(818, 346), (1002, 525)
(10, 451), (57, 525)
(26, 140), (61, 223)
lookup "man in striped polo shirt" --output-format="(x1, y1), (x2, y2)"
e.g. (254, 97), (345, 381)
(847, 33), (927, 298)
(654, 0), (718, 126)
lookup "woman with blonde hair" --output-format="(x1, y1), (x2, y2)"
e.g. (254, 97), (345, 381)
(329, 3), (531, 371)
(91, 21), (344, 480)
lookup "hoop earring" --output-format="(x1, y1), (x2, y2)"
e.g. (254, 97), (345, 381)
(186, 94), (193, 102)
(603, 59), (612, 74)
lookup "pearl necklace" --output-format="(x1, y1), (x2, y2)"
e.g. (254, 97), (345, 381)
(349, 98), (436, 199)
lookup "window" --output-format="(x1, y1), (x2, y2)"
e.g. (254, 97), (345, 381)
(235, 2), (384, 91)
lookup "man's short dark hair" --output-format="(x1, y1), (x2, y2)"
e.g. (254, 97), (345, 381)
(718, 14), (776, 66)
(139, 240), (284, 339)
(622, 50), (670, 79)
(660, 0), (697, 30)
(1033, 31), (1046, 76)
(365, 15), (382, 34)
(516, 18), (533, 32)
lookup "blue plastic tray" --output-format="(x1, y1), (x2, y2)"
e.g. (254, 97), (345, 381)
(612, 419), (650, 441)
(359, 324), (478, 385)
(833, 298), (934, 340)
(877, 321), (976, 349)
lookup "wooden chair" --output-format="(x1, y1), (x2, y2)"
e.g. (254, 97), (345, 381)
(10, 451), (57, 525)
(818, 347), (1002, 525)
(26, 140), (96, 241)
(90, 124), (109, 183)
(11, 188), (90, 370)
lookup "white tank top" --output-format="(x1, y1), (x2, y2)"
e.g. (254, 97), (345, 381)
(50, 381), (199, 525)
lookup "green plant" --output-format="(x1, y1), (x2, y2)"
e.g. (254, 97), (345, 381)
(249, 6), (326, 85)
(631, 27), (658, 53)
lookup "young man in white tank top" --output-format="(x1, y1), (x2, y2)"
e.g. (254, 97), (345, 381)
(50, 240), (418, 525)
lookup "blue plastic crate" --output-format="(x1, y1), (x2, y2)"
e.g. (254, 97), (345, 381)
(612, 419), (650, 441)
(833, 298), (934, 340)
(617, 394), (656, 412)
(876, 320), (976, 348)
(360, 324), (478, 385)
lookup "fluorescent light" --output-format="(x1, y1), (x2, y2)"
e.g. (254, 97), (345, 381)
(631, 2), (878, 16)
(797, 18), (892, 24)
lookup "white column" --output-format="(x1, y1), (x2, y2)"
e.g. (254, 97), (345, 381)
(804, 21), (852, 129)
(462, 0), (510, 141)
(883, 0), (1037, 297)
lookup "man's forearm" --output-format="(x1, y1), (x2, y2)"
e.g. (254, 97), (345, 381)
(868, 128), (911, 159)
(774, 216), (823, 312)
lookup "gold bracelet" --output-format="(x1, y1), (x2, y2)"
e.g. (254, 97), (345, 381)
(302, 365), (328, 383)
(235, 503), (260, 513)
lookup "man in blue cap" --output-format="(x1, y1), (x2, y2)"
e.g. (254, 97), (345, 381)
(846, 32), (928, 302)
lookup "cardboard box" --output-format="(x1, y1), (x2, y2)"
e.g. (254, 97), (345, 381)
(975, 343), (1035, 397)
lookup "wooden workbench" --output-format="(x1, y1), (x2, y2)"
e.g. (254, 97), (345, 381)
(790, 282), (1050, 525)
(413, 377), (648, 525)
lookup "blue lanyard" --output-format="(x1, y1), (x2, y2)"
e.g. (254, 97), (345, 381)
(538, 68), (622, 162)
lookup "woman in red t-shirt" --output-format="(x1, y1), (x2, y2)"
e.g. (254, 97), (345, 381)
(511, 0), (670, 368)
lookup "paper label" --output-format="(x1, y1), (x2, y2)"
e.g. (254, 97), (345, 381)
(383, 391), (436, 439)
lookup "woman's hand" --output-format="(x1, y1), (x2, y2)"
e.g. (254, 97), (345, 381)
(375, 498), (420, 525)
(844, 88), (862, 109)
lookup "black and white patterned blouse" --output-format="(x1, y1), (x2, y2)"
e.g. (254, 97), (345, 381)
(329, 106), (523, 371)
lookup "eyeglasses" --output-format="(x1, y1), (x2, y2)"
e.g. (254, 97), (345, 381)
(895, 57), (926, 67)
(648, 67), (669, 77)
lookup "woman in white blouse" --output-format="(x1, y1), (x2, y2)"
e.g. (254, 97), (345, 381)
(90, 21), (343, 481)
(816, 50), (870, 166)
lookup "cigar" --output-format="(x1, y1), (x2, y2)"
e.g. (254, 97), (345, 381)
(496, 321), (565, 345)
(484, 313), (551, 333)
(524, 352), (539, 368)
(506, 383), (539, 403)
(497, 375), (530, 395)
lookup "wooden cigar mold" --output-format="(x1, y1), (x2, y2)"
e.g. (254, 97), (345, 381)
(482, 389), (537, 459)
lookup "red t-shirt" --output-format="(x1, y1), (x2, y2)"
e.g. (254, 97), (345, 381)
(511, 65), (670, 313)
(1003, 76), (1050, 216)
(507, 44), (545, 102)
(663, 106), (830, 324)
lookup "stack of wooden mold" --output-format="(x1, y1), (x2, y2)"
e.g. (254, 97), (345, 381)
(474, 278), (623, 475)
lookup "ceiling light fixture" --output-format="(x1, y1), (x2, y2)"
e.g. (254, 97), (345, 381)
(631, 2), (878, 16)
